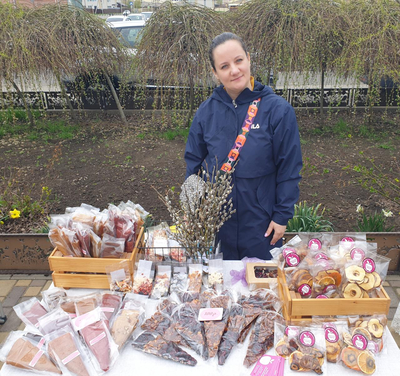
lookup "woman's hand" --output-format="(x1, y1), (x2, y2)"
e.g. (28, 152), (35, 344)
(265, 221), (286, 246)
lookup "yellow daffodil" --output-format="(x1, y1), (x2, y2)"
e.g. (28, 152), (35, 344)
(9, 209), (21, 219)
(0, 221), (4, 225)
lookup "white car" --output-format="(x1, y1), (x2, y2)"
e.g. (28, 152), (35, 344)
(126, 13), (146, 22)
(107, 20), (146, 49)
(105, 15), (128, 23)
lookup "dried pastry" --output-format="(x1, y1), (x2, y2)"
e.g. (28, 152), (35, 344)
(111, 309), (140, 348)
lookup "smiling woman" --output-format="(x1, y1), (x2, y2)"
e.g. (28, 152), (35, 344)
(184, 32), (303, 261)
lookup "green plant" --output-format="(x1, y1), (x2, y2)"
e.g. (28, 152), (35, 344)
(355, 205), (394, 232)
(286, 201), (334, 232)
(161, 127), (190, 141)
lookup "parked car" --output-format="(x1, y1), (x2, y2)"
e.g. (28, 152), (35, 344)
(105, 15), (127, 23)
(126, 13), (146, 22)
(141, 12), (153, 21)
(108, 20), (146, 49)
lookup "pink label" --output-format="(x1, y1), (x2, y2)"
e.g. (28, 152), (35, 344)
(36, 337), (46, 350)
(101, 307), (115, 313)
(298, 283), (312, 297)
(350, 248), (365, 261)
(316, 259), (330, 269)
(69, 313), (77, 319)
(285, 326), (300, 337)
(198, 308), (223, 321)
(325, 327), (339, 343)
(89, 331), (106, 346)
(285, 252), (300, 267)
(341, 237), (355, 243)
(29, 349), (44, 367)
(314, 252), (329, 261)
(316, 294), (328, 299)
(308, 239), (322, 251)
(300, 331), (315, 347)
(251, 354), (284, 376)
(62, 350), (80, 365)
(282, 247), (296, 257)
(353, 334), (368, 350)
(363, 258), (376, 273)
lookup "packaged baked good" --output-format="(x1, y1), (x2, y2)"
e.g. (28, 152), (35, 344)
(150, 264), (171, 299)
(207, 257), (224, 291)
(100, 234), (125, 258)
(170, 266), (188, 294)
(244, 310), (285, 367)
(72, 306), (118, 373)
(0, 330), (61, 374)
(46, 326), (95, 376)
(132, 331), (197, 366)
(38, 307), (72, 335)
(100, 291), (123, 328)
(106, 260), (133, 293)
(41, 287), (67, 311)
(13, 297), (48, 332)
(187, 263), (203, 293)
(132, 260), (154, 295)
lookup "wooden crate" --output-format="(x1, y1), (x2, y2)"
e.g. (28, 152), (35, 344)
(277, 267), (391, 324)
(48, 227), (144, 289)
(245, 261), (278, 289)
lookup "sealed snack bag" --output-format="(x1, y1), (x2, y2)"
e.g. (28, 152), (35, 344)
(49, 226), (82, 257)
(59, 296), (77, 319)
(89, 230), (102, 258)
(74, 293), (99, 316)
(46, 326), (96, 376)
(132, 331), (197, 366)
(286, 261), (314, 299)
(170, 265), (188, 294)
(311, 258), (343, 299)
(72, 306), (118, 373)
(13, 297), (48, 332)
(0, 330), (61, 374)
(238, 288), (281, 343)
(202, 291), (231, 358)
(41, 287), (67, 311)
(244, 310), (285, 367)
(298, 233), (333, 253)
(150, 264), (172, 299)
(217, 291), (246, 365)
(322, 321), (348, 363)
(187, 263), (203, 293)
(274, 322), (327, 375)
(141, 298), (176, 334)
(100, 291), (123, 328)
(207, 257), (224, 291)
(106, 260), (133, 293)
(145, 223), (170, 261)
(111, 294), (146, 349)
(38, 308), (72, 335)
(71, 222), (92, 257)
(270, 235), (304, 269)
(173, 302), (208, 359)
(132, 259), (153, 296)
(100, 234), (125, 258)
(342, 246), (390, 299)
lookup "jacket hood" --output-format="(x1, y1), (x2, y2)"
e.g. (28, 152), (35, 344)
(211, 80), (274, 104)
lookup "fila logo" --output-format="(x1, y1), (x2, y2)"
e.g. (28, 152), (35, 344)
(251, 123), (260, 130)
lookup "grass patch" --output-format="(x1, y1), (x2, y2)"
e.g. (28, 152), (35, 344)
(0, 110), (79, 141)
(160, 127), (190, 141)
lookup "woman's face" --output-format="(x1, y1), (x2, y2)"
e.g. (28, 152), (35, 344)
(212, 39), (251, 100)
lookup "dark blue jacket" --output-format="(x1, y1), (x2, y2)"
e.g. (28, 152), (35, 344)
(184, 80), (302, 260)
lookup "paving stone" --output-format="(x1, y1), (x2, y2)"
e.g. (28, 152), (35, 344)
(383, 281), (390, 287)
(0, 275), (11, 280)
(397, 288), (400, 296)
(0, 297), (4, 302)
(42, 281), (52, 292)
(1, 286), (26, 307)
(0, 310), (22, 333)
(0, 332), (9, 344)
(15, 280), (32, 287)
(390, 280), (400, 288)
(23, 287), (42, 297)
(386, 275), (400, 281)
(384, 287), (400, 308)
(389, 307), (398, 321)
(0, 280), (16, 297)
(10, 274), (52, 280)
(29, 280), (46, 287)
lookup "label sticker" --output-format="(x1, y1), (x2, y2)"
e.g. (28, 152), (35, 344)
(62, 350), (80, 365)
(89, 331), (106, 346)
(353, 334), (368, 351)
(298, 284), (312, 297)
(299, 331), (315, 347)
(29, 350), (44, 367)
(308, 239), (322, 251)
(325, 327), (340, 343)
(198, 308), (223, 321)
(363, 258), (376, 273)
(285, 252), (300, 267)
(350, 248), (365, 261)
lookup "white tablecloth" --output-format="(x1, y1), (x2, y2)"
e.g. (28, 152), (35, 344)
(1, 261), (400, 376)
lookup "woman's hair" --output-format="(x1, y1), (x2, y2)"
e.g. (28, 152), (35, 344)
(209, 32), (248, 70)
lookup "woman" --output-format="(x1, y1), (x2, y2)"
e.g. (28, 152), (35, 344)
(184, 32), (302, 260)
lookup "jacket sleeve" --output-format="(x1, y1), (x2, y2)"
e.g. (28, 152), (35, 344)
(271, 104), (303, 225)
(184, 111), (208, 179)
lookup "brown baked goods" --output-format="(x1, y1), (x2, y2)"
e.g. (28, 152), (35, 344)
(111, 309), (140, 348)
(6, 337), (61, 374)
(48, 332), (90, 376)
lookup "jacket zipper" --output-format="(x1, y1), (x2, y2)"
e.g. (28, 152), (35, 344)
(232, 99), (237, 108)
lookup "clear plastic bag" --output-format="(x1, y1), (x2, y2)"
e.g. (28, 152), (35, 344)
(150, 264), (171, 299)
(38, 307), (72, 335)
(106, 260), (133, 293)
(13, 297), (48, 332)
(41, 287), (67, 311)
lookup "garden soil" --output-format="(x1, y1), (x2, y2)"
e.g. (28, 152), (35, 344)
(1, 109), (399, 233)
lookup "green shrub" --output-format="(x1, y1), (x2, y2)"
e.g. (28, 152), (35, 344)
(286, 201), (334, 232)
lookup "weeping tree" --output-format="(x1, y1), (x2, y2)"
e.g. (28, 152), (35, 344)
(339, 0), (400, 109)
(0, 3), (131, 126)
(233, 0), (348, 114)
(134, 1), (228, 126)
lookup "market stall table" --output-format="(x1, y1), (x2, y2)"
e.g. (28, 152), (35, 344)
(1, 261), (399, 376)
